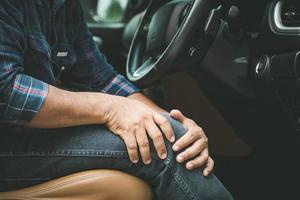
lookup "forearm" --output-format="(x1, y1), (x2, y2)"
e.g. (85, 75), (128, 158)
(26, 88), (164, 129)
(128, 92), (166, 113)
(26, 85), (113, 128)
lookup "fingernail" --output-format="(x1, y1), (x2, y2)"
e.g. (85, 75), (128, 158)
(170, 136), (175, 143)
(177, 155), (184, 163)
(145, 159), (152, 165)
(161, 153), (167, 159)
(133, 159), (138, 163)
(187, 163), (193, 169)
(204, 170), (210, 176)
(173, 145), (179, 151)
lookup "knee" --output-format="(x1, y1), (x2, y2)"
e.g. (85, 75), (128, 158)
(162, 113), (187, 142)
(153, 114), (186, 163)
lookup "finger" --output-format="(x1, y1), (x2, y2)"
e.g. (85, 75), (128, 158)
(173, 127), (203, 152)
(122, 134), (139, 163)
(203, 157), (215, 176)
(170, 110), (197, 130)
(176, 139), (207, 163)
(153, 113), (175, 143)
(146, 120), (167, 160)
(135, 129), (152, 165)
(170, 109), (186, 123)
(186, 149), (209, 170)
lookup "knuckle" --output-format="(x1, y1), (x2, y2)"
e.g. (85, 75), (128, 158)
(196, 144), (203, 152)
(184, 151), (191, 158)
(153, 134), (163, 142)
(156, 142), (164, 150)
(117, 132), (124, 137)
(156, 142), (166, 152)
(141, 139), (149, 147)
(187, 119), (194, 124)
(189, 119), (196, 126)
(193, 161), (200, 167)
(143, 150), (150, 156)
(198, 126), (204, 132)
(141, 153), (149, 160)
(161, 118), (168, 125)
(202, 136), (208, 143)
(133, 118), (140, 125)
(142, 114), (150, 122)
(131, 127), (138, 133)
(129, 152), (136, 157)
(204, 137), (209, 144)
(128, 143), (137, 150)
(203, 154), (209, 162)
(180, 139), (187, 147)
(190, 133), (195, 141)
(133, 122), (140, 130)
(196, 128), (204, 136)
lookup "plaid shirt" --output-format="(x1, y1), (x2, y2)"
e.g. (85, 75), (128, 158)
(0, 0), (139, 125)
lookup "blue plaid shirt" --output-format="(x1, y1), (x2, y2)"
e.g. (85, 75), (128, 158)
(0, 0), (140, 125)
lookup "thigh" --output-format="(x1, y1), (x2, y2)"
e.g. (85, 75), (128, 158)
(0, 117), (186, 192)
(0, 124), (134, 191)
(0, 119), (233, 200)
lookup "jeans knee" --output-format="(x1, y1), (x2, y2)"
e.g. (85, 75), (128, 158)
(162, 113), (187, 141)
(157, 114), (187, 163)
(201, 175), (234, 200)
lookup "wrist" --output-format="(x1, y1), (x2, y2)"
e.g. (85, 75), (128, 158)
(93, 93), (124, 125)
(91, 93), (113, 124)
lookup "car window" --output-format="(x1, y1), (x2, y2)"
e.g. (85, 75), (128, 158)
(80, 0), (129, 23)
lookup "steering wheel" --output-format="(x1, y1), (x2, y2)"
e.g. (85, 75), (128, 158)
(126, 0), (213, 87)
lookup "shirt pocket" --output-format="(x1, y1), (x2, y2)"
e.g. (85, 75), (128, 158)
(52, 43), (77, 72)
(27, 32), (51, 60)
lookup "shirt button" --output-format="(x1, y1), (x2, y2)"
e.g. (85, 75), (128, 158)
(61, 66), (66, 71)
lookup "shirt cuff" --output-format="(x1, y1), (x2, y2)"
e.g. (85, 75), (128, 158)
(4, 74), (48, 124)
(102, 74), (140, 97)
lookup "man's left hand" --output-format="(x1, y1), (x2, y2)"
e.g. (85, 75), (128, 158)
(170, 110), (214, 177)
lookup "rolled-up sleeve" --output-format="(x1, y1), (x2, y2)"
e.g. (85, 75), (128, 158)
(102, 74), (140, 97)
(3, 74), (48, 124)
(0, 1), (48, 124)
(64, 1), (140, 97)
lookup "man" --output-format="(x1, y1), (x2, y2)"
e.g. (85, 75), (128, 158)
(0, 0), (233, 199)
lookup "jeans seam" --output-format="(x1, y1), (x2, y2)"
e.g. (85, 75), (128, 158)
(0, 150), (128, 157)
(163, 157), (196, 200)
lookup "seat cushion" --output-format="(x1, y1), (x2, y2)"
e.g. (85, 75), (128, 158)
(0, 170), (152, 200)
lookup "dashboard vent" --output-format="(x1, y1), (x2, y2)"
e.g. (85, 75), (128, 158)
(281, 2), (300, 27)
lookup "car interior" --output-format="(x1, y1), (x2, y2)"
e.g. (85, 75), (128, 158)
(0, 0), (299, 199)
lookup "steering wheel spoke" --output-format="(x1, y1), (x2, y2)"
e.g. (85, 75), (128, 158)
(132, 57), (156, 78)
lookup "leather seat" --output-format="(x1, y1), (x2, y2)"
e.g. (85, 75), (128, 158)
(0, 170), (152, 200)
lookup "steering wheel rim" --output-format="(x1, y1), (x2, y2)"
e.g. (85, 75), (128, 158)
(127, 0), (212, 87)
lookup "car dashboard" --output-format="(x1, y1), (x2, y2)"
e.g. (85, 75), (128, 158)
(188, 0), (300, 148)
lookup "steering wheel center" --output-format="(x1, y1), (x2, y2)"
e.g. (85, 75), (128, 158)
(146, 1), (190, 53)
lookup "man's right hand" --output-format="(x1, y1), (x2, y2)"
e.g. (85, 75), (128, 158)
(104, 96), (175, 164)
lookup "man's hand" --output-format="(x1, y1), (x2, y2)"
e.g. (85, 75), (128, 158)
(105, 94), (214, 176)
(105, 96), (175, 165)
(28, 87), (213, 176)
(170, 110), (214, 176)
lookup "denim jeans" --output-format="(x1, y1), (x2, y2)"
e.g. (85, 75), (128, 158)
(0, 115), (233, 200)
